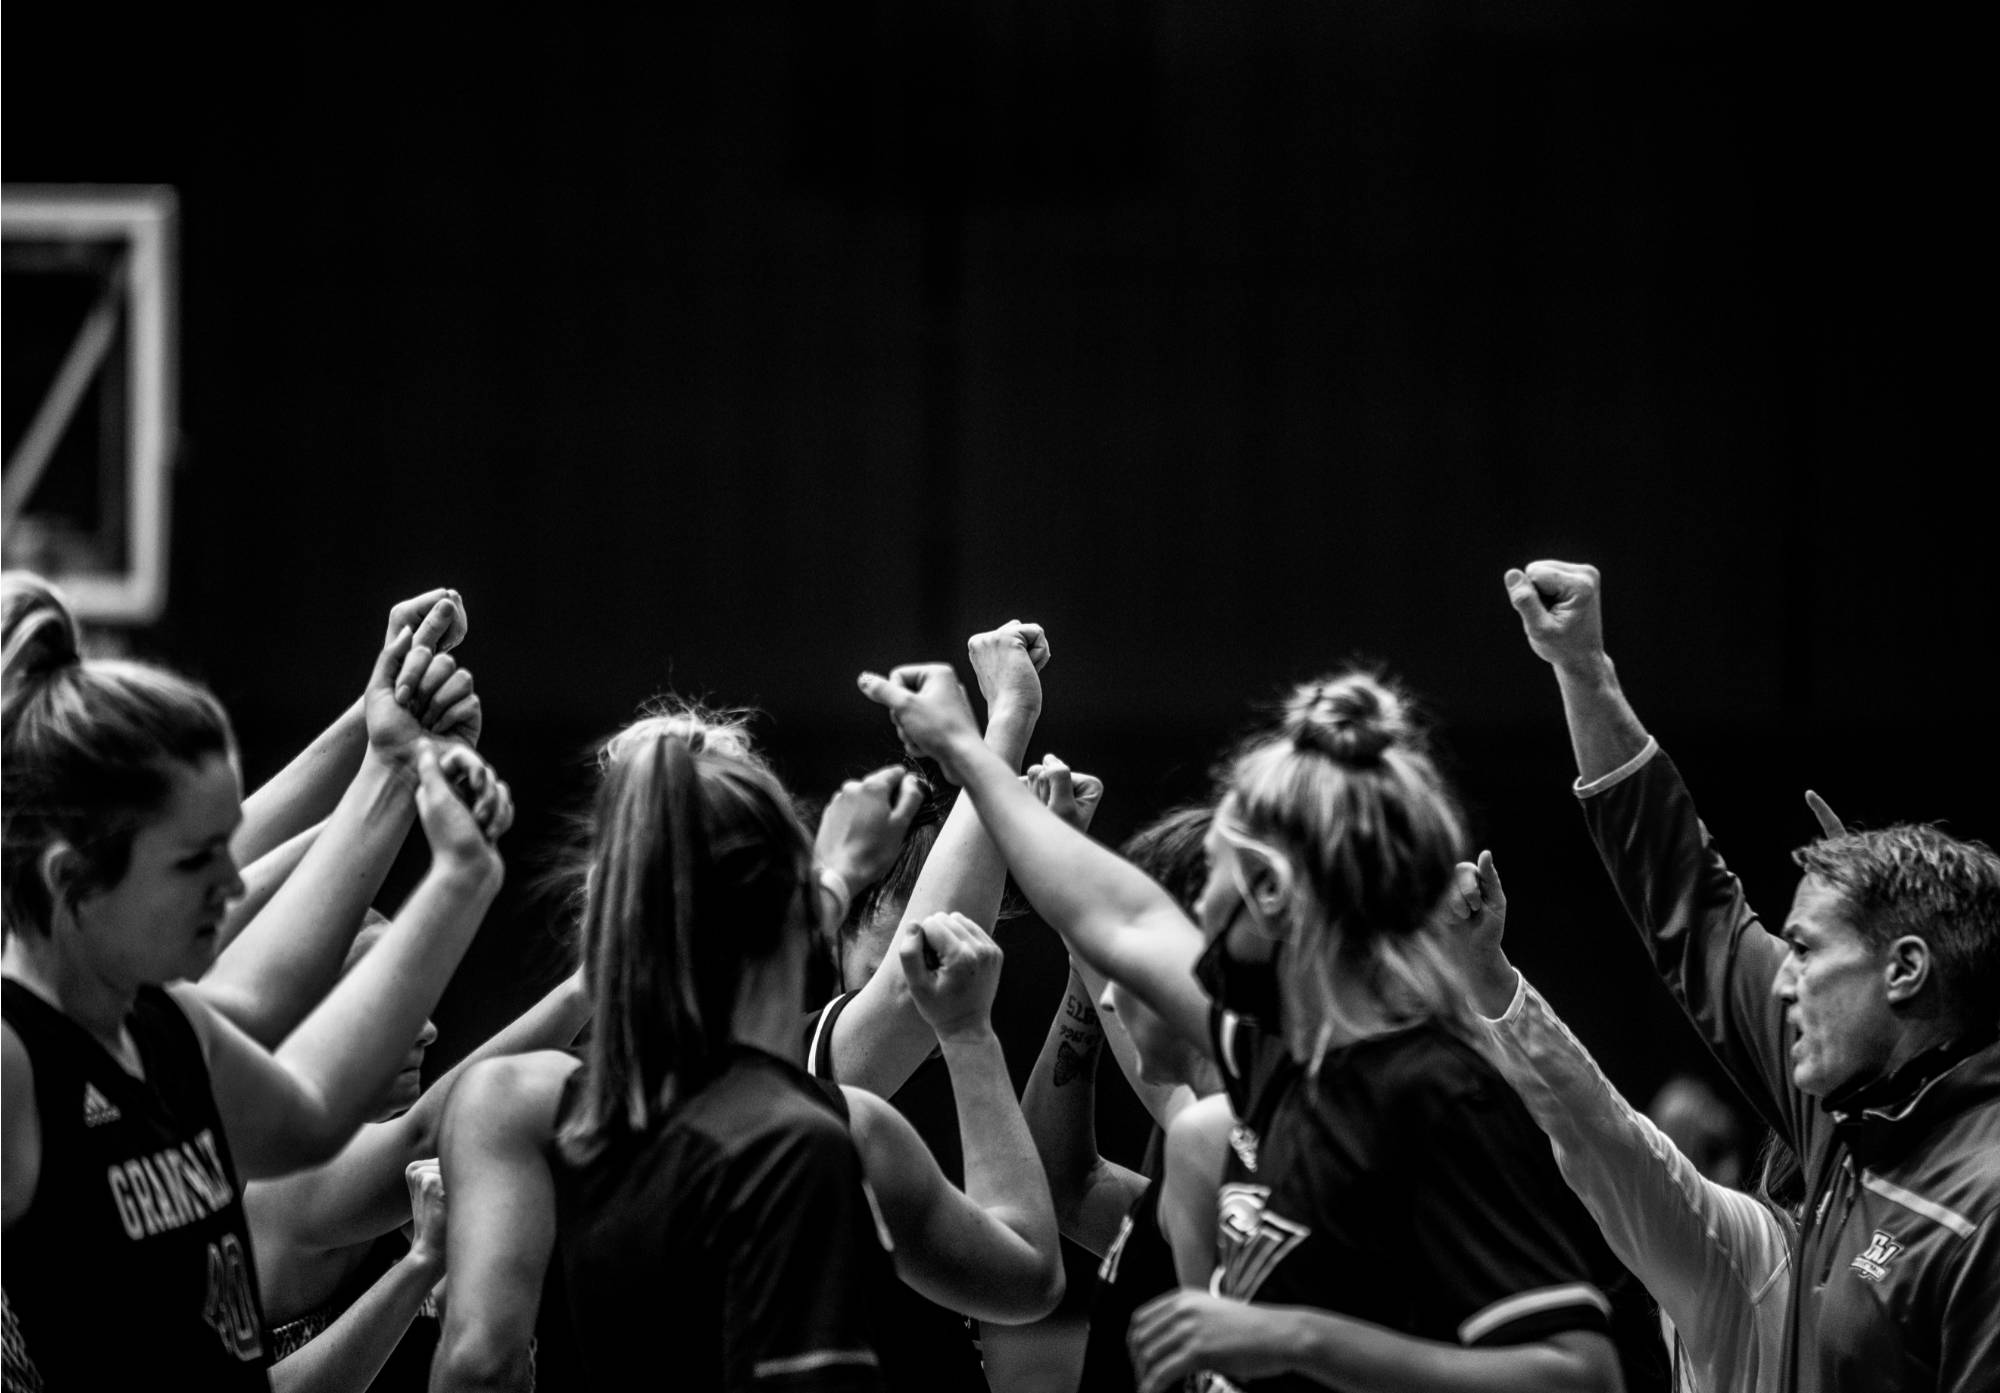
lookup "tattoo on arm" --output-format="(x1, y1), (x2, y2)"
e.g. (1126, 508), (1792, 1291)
(1052, 1022), (1103, 1087)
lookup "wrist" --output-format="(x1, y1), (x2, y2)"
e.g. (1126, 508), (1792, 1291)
(433, 849), (504, 897)
(983, 697), (1040, 742)
(1551, 649), (1617, 689)
(815, 865), (855, 927)
(935, 1020), (1002, 1052)
(403, 1243), (445, 1281)
(1470, 958), (1521, 1020)
(938, 730), (995, 785)
(361, 743), (423, 794)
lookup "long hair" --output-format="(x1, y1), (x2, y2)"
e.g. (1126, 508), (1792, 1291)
(3, 571), (234, 938)
(558, 728), (815, 1162)
(1217, 668), (1474, 1070)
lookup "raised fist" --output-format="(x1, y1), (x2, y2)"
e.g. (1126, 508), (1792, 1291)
(1443, 850), (1517, 1018)
(1503, 561), (1606, 672)
(815, 765), (925, 890)
(856, 663), (983, 775)
(967, 620), (1050, 721)
(1025, 753), (1103, 832)
(898, 911), (1003, 1040)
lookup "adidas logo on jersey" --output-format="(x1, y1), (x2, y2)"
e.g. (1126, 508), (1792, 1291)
(83, 1083), (121, 1127)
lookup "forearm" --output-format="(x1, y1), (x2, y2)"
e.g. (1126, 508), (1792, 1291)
(829, 707), (1036, 1094)
(944, 735), (1209, 1046)
(203, 754), (420, 1046)
(1279, 1311), (1618, 1393)
(1021, 972), (1108, 1230)
(939, 1025), (1060, 1255)
(239, 697), (367, 864)
(214, 821), (325, 955)
(278, 859), (501, 1147)
(1549, 654), (1650, 787)
(269, 1247), (440, 1393)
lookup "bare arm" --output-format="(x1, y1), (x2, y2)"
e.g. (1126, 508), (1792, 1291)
(250, 972), (588, 1252)
(1161, 1091), (1234, 1288)
(1021, 963), (1146, 1256)
(185, 746), (505, 1179)
(235, 588), (467, 865)
(431, 1053), (572, 1393)
(862, 662), (1215, 1056)
(1, 1023), (41, 1229)
(1130, 1297), (1623, 1393)
(214, 821), (324, 955)
(827, 622), (1045, 1096)
(268, 1161), (445, 1393)
(200, 600), (474, 1046)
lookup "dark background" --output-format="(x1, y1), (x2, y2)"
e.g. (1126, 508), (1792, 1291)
(6, 4), (1992, 1161)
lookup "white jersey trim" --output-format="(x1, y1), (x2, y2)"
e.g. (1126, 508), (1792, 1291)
(1457, 1282), (1610, 1345)
(1861, 1171), (1977, 1239)
(1572, 736), (1660, 800)
(806, 992), (851, 1077)
(753, 1348), (881, 1378)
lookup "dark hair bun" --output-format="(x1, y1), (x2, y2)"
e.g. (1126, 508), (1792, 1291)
(1284, 671), (1415, 764)
(2, 571), (82, 701)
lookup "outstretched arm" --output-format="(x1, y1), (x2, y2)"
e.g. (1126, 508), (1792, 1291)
(1504, 560), (1805, 1146)
(827, 621), (1048, 1095)
(859, 663), (1211, 1055)
(236, 588), (469, 864)
(1444, 853), (1789, 1384)
(1129, 1298), (1622, 1393)
(845, 910), (1065, 1323)
(1021, 963), (1147, 1257)
(185, 744), (507, 1180)
(431, 1053), (573, 1393)
(200, 598), (477, 1046)
(250, 970), (588, 1253)
(268, 1161), (446, 1393)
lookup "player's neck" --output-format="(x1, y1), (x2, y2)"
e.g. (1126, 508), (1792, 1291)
(733, 944), (808, 1065)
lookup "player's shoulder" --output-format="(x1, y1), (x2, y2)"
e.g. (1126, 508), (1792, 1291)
(453, 1050), (579, 1142)
(1343, 1022), (1519, 1123)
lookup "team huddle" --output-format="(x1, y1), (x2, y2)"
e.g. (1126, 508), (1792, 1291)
(2, 560), (1996, 1392)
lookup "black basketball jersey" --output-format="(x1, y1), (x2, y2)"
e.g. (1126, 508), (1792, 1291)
(2, 980), (270, 1390)
(804, 993), (989, 1393)
(552, 1044), (898, 1391)
(1075, 1162), (1175, 1393)
(1204, 1020), (1613, 1393)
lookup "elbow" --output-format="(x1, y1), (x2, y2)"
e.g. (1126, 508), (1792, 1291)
(982, 1246), (1067, 1326)
(1536, 1332), (1625, 1393)
(433, 1325), (533, 1393)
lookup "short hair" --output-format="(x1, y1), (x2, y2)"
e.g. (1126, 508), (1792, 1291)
(1793, 824), (2000, 1027)
(1217, 668), (1473, 1068)
(3, 571), (235, 938)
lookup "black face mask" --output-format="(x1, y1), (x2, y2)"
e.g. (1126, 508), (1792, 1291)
(1193, 905), (1285, 1030)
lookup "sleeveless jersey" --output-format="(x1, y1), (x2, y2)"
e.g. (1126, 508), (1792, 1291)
(3, 980), (270, 1389)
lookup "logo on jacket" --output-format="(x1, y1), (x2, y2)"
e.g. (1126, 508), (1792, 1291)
(1851, 1230), (1903, 1283)
(1215, 1183), (1309, 1301)
(1228, 1122), (1259, 1174)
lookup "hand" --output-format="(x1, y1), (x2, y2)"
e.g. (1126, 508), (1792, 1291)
(412, 645), (482, 750)
(897, 911), (1003, 1041)
(1128, 1290), (1296, 1393)
(966, 620), (1050, 723)
(1025, 754), (1103, 832)
(404, 1158), (448, 1270)
(366, 598), (468, 771)
(1805, 789), (1846, 839)
(414, 743), (506, 874)
(1504, 560), (1607, 673)
(856, 664), (983, 775)
(815, 765), (925, 889)
(436, 743), (513, 842)
(1445, 850), (1517, 1018)
(383, 588), (468, 655)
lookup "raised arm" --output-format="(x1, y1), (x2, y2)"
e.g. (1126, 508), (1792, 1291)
(1504, 560), (1805, 1145)
(1160, 1091), (1234, 1288)
(268, 1161), (446, 1393)
(249, 968), (587, 1253)
(1445, 853), (1789, 1385)
(1021, 962), (1147, 1257)
(214, 821), (324, 954)
(859, 662), (1211, 1054)
(182, 743), (507, 1179)
(431, 1052), (573, 1393)
(235, 588), (469, 864)
(823, 621), (1046, 1096)
(845, 911), (1065, 1324)
(199, 599), (477, 1046)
